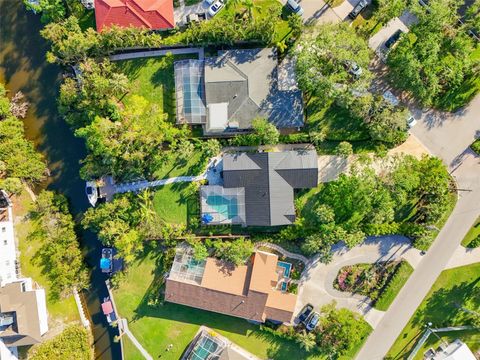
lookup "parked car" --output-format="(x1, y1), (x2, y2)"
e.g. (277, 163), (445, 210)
(407, 113), (417, 128)
(344, 60), (362, 78)
(348, 0), (368, 20)
(298, 304), (314, 323)
(286, 0), (304, 16)
(208, 1), (224, 16)
(382, 90), (418, 128)
(305, 312), (320, 332)
(385, 29), (404, 49)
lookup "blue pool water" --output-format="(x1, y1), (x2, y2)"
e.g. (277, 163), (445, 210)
(281, 282), (288, 292)
(206, 195), (238, 219)
(277, 261), (292, 277)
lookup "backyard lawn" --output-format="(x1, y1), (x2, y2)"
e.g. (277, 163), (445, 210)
(387, 263), (480, 360)
(153, 182), (198, 225)
(461, 216), (480, 248)
(14, 190), (79, 324)
(115, 54), (197, 123)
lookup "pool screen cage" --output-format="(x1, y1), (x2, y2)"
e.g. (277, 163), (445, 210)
(187, 330), (226, 360)
(174, 59), (206, 125)
(200, 185), (246, 226)
(169, 244), (206, 285)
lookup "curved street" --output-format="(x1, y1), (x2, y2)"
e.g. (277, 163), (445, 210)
(356, 95), (480, 359)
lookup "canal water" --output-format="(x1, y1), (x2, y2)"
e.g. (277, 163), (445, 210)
(0, 1), (120, 359)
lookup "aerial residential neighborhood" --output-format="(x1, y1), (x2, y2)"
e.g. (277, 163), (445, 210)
(0, 0), (479, 359)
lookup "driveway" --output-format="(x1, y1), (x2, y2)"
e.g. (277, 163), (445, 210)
(368, 10), (417, 59)
(295, 236), (422, 328)
(355, 94), (480, 359)
(174, 1), (210, 25)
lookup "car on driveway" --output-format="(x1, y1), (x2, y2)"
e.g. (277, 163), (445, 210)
(305, 312), (320, 332)
(348, 0), (368, 20)
(385, 29), (404, 49)
(344, 60), (362, 78)
(383, 90), (417, 128)
(286, 0), (304, 16)
(298, 304), (314, 323)
(208, 0), (224, 16)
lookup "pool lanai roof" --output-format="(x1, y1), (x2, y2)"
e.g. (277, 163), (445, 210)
(200, 185), (246, 226)
(174, 59), (206, 125)
(186, 330), (226, 360)
(169, 245), (206, 285)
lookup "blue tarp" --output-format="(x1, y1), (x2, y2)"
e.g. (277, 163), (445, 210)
(201, 213), (214, 224)
(100, 258), (111, 270)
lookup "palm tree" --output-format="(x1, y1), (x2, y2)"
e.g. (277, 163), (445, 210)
(242, 0), (260, 20)
(138, 189), (155, 224)
(296, 330), (316, 352)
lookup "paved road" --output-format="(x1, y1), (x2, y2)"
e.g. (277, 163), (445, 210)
(356, 95), (480, 359)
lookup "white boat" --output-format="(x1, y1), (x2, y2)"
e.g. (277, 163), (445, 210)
(85, 181), (99, 207)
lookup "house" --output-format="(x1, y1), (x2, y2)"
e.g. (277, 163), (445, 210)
(0, 191), (48, 360)
(94, 0), (175, 32)
(200, 150), (318, 227)
(182, 326), (260, 360)
(174, 48), (304, 135)
(165, 246), (298, 324)
(425, 339), (477, 360)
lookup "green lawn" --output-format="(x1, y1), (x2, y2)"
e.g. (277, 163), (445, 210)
(153, 183), (198, 225)
(375, 261), (414, 311)
(113, 250), (328, 360)
(461, 216), (480, 248)
(387, 263), (480, 360)
(153, 151), (204, 179)
(122, 336), (144, 360)
(116, 54), (197, 123)
(15, 190), (79, 324)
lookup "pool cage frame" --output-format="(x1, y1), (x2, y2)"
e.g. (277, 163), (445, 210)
(186, 330), (227, 360)
(169, 244), (206, 285)
(200, 185), (246, 226)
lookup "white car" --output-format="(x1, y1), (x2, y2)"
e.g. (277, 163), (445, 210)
(407, 113), (418, 128)
(208, 1), (224, 16)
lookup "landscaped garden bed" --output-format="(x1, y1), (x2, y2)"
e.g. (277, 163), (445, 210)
(334, 260), (413, 310)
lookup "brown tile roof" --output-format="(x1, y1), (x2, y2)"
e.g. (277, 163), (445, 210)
(165, 250), (297, 323)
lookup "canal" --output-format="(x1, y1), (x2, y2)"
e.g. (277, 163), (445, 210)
(0, 1), (120, 359)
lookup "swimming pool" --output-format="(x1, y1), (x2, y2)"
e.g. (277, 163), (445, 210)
(277, 261), (292, 277)
(206, 195), (238, 219)
(281, 281), (288, 292)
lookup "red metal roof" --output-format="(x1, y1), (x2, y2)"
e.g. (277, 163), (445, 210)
(94, 0), (175, 32)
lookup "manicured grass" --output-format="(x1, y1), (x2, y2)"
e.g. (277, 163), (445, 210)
(471, 139), (480, 156)
(375, 261), (414, 311)
(461, 216), (480, 248)
(14, 190), (79, 324)
(122, 336), (144, 360)
(113, 250), (326, 360)
(153, 152), (204, 180)
(387, 263), (480, 360)
(116, 54), (197, 123)
(152, 183), (198, 225)
(351, 4), (382, 38)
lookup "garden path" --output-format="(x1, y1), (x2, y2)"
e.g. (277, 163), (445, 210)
(109, 47), (205, 61)
(295, 235), (423, 328)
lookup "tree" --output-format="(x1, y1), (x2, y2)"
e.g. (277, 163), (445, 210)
(242, 0), (260, 20)
(213, 238), (254, 265)
(374, 0), (408, 29)
(187, 237), (209, 261)
(30, 191), (89, 299)
(176, 139), (195, 161)
(316, 303), (371, 356)
(296, 330), (316, 352)
(287, 14), (303, 39)
(202, 139), (221, 159)
(296, 23), (373, 102)
(24, 0), (66, 24)
(335, 141), (353, 157)
(365, 100), (408, 144)
(252, 118), (279, 146)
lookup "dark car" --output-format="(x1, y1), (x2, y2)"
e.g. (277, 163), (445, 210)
(385, 29), (404, 49)
(348, 0), (368, 20)
(305, 312), (320, 332)
(298, 304), (314, 323)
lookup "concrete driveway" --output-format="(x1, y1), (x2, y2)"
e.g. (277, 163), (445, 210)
(368, 10), (417, 59)
(295, 236), (422, 328)
(174, 1), (210, 25)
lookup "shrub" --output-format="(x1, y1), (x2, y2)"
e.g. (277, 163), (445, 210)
(471, 139), (480, 155)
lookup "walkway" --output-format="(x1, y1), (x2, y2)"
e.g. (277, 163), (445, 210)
(355, 91), (480, 359)
(295, 235), (423, 328)
(110, 47), (205, 61)
(254, 242), (309, 264)
(118, 319), (153, 360)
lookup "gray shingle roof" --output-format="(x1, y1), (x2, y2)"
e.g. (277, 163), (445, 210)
(222, 150), (318, 226)
(204, 48), (304, 132)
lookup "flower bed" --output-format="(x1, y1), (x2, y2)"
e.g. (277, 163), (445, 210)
(334, 261), (401, 302)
